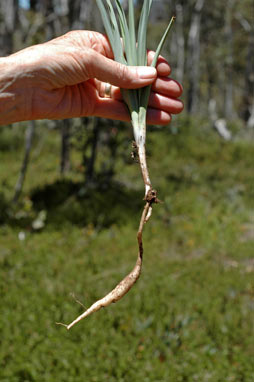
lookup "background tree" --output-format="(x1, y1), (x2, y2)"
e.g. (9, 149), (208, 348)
(0, 0), (19, 55)
(186, 0), (205, 115)
(1, 0), (253, 200)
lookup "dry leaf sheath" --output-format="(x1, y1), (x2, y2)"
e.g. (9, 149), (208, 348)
(57, 0), (174, 330)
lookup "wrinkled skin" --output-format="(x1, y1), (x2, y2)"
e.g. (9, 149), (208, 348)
(0, 30), (183, 125)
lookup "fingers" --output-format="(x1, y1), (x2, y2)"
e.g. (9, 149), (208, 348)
(86, 49), (157, 89)
(147, 109), (171, 125)
(93, 97), (171, 126)
(93, 98), (130, 121)
(108, 76), (183, 101)
(57, 31), (175, 91)
(152, 76), (183, 98)
(148, 92), (184, 115)
(67, 31), (171, 78)
(147, 51), (171, 76)
(97, 76), (183, 116)
(85, 45), (174, 91)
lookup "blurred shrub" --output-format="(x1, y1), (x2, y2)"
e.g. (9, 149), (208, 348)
(0, 192), (8, 223)
(0, 125), (25, 151)
(30, 179), (143, 228)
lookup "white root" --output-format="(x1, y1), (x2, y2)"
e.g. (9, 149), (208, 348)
(145, 205), (153, 223)
(57, 141), (158, 330)
(61, 254), (142, 330)
(57, 200), (154, 330)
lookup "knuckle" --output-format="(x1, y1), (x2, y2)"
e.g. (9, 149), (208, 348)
(118, 63), (128, 81)
(177, 82), (183, 97)
(84, 48), (97, 78)
(118, 63), (134, 86)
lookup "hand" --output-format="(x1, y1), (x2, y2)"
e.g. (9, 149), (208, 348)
(0, 31), (183, 125)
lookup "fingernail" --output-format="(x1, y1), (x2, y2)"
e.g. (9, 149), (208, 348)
(137, 66), (157, 79)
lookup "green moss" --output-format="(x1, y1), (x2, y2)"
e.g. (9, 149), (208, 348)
(0, 117), (254, 381)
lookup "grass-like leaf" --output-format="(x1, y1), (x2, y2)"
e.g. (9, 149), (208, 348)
(137, 0), (152, 66)
(105, 0), (126, 64)
(115, 0), (132, 64)
(151, 15), (176, 68)
(139, 15), (176, 119)
(96, 0), (126, 64)
(128, 0), (137, 65)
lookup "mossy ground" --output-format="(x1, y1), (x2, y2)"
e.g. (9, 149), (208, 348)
(0, 118), (254, 381)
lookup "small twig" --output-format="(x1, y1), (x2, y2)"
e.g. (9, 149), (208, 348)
(55, 322), (68, 328)
(69, 292), (86, 309)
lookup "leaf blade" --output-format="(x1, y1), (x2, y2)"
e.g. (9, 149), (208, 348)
(137, 0), (153, 66)
(114, 0), (133, 65)
(96, 0), (126, 64)
(151, 16), (175, 68)
(95, 0), (115, 50)
(128, 0), (137, 66)
(105, 0), (126, 64)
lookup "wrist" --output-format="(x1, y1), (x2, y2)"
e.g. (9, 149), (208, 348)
(0, 54), (33, 125)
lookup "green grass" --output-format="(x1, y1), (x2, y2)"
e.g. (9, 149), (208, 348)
(0, 117), (254, 381)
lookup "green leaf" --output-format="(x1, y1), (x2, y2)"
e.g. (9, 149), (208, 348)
(105, 0), (126, 64)
(151, 16), (175, 68)
(137, 0), (152, 66)
(128, 0), (137, 66)
(96, 0), (126, 64)
(139, 16), (176, 119)
(114, 0), (133, 65)
(95, 0), (115, 50)
(96, 0), (175, 146)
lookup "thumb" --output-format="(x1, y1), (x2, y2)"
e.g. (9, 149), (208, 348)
(87, 50), (157, 89)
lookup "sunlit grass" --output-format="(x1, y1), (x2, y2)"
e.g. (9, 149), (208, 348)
(0, 117), (254, 381)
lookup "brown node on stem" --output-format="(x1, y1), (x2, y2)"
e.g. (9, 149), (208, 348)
(144, 189), (159, 204)
(131, 141), (139, 162)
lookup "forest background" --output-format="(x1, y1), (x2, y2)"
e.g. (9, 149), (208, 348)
(0, 1), (254, 381)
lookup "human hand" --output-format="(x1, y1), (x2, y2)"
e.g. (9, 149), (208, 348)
(0, 31), (183, 125)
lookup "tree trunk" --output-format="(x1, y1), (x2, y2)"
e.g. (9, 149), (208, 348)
(68, 0), (81, 29)
(0, 0), (19, 55)
(84, 118), (99, 184)
(68, 0), (95, 30)
(175, 2), (185, 84)
(60, 119), (71, 175)
(13, 121), (35, 203)
(186, 0), (205, 114)
(243, 27), (254, 127)
(79, 0), (94, 30)
(224, 0), (236, 120)
(208, 99), (232, 141)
